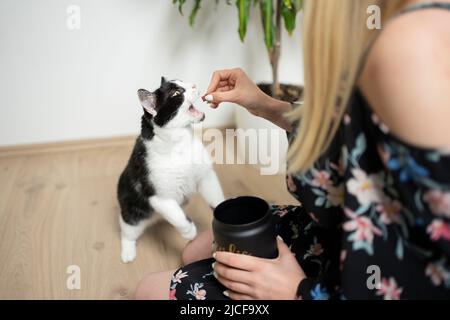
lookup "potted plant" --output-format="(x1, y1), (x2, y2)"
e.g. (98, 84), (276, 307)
(173, 0), (303, 102)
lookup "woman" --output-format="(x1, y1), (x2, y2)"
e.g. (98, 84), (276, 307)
(136, 0), (450, 300)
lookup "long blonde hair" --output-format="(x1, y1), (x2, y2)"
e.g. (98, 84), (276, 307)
(288, 0), (409, 172)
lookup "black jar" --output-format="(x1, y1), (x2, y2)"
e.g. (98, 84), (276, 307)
(212, 196), (278, 259)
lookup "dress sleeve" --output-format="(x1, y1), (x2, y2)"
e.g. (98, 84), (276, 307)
(270, 203), (342, 300)
(292, 210), (342, 300)
(271, 204), (310, 247)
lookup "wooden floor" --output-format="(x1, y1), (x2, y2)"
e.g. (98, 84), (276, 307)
(0, 137), (296, 299)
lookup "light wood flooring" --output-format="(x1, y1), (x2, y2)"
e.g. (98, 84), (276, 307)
(0, 136), (296, 299)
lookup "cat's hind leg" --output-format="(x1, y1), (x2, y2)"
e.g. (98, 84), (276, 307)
(149, 196), (197, 240)
(119, 215), (149, 263)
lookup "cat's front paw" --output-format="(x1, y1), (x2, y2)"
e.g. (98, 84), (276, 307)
(180, 222), (197, 241)
(121, 240), (137, 263)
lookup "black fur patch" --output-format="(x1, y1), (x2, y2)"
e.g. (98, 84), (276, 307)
(118, 79), (186, 226)
(117, 137), (155, 225)
(147, 81), (186, 127)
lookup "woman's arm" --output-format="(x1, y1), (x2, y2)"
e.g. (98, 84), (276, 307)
(203, 68), (293, 131)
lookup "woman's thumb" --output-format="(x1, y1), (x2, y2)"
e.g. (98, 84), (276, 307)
(204, 90), (234, 104)
(276, 236), (290, 256)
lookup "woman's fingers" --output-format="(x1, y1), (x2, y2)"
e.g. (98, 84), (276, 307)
(204, 90), (235, 104)
(204, 85), (232, 107)
(216, 86), (232, 92)
(223, 290), (253, 300)
(205, 72), (222, 94)
(219, 80), (230, 87)
(214, 251), (263, 271)
(276, 236), (291, 257)
(215, 274), (253, 296)
(213, 262), (252, 284)
(206, 69), (233, 94)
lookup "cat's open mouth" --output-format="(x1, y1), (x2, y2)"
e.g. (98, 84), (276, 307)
(187, 104), (205, 122)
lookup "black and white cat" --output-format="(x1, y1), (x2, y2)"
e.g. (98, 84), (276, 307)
(117, 77), (225, 263)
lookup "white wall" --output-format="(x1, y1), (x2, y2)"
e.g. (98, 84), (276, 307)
(0, 0), (303, 147)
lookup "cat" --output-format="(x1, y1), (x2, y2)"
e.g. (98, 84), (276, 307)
(117, 77), (225, 263)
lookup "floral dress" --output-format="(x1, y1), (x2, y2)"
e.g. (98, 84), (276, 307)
(170, 2), (450, 301)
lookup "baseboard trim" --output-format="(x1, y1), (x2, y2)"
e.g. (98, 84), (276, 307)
(0, 135), (138, 158)
(0, 126), (236, 158)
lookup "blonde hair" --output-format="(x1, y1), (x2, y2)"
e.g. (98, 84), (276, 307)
(288, 0), (409, 172)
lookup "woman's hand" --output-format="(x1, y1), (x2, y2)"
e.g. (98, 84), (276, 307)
(212, 236), (305, 300)
(203, 68), (293, 131)
(203, 68), (266, 115)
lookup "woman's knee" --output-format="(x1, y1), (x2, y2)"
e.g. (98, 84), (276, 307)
(182, 229), (214, 265)
(134, 270), (175, 300)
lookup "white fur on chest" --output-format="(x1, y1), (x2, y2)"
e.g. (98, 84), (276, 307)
(144, 127), (211, 203)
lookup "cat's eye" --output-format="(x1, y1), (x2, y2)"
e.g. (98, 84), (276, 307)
(172, 91), (181, 97)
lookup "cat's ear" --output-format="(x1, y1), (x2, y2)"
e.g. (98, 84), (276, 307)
(160, 76), (167, 86)
(138, 89), (157, 116)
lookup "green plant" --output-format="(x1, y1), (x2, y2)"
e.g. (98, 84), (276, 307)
(173, 0), (303, 97)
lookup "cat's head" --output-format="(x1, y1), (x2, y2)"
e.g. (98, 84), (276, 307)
(137, 77), (205, 128)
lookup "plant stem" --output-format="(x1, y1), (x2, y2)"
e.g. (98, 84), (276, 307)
(270, 0), (282, 97)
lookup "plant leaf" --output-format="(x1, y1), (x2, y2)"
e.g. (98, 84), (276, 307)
(236, 0), (251, 42)
(283, 0), (293, 9)
(175, 0), (187, 15)
(189, 0), (202, 26)
(281, 1), (296, 35)
(295, 0), (303, 11)
(260, 0), (274, 49)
